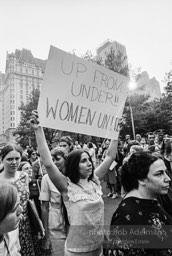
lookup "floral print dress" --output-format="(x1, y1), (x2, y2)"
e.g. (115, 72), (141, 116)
(11, 171), (35, 256)
(108, 197), (172, 256)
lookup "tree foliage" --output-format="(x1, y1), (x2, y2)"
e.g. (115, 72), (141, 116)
(105, 48), (129, 77)
(13, 89), (59, 149)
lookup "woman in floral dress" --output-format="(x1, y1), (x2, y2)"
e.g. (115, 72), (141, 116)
(109, 151), (172, 256)
(0, 143), (35, 256)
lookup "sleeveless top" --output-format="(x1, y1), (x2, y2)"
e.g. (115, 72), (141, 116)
(39, 174), (66, 238)
(64, 175), (104, 252)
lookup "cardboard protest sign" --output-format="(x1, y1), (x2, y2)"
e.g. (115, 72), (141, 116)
(37, 45), (129, 140)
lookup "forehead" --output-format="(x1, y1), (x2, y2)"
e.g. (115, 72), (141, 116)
(80, 152), (89, 159)
(149, 159), (166, 174)
(5, 150), (21, 158)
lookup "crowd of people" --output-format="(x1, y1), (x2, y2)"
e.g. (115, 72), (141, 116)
(0, 110), (172, 256)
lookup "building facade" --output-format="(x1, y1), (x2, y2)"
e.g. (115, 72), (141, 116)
(0, 49), (46, 146)
(95, 39), (161, 100)
(131, 71), (161, 100)
(95, 39), (128, 67)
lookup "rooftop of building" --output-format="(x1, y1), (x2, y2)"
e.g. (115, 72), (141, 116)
(8, 48), (47, 72)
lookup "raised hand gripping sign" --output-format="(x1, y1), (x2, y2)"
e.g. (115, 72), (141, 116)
(38, 45), (129, 140)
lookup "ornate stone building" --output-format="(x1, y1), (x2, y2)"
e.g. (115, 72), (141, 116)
(0, 49), (46, 146)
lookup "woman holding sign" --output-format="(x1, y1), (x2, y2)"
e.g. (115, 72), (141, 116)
(30, 110), (119, 256)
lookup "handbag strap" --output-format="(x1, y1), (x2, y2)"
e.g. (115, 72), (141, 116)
(36, 179), (41, 193)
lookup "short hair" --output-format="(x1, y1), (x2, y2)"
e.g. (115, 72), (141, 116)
(136, 134), (141, 139)
(65, 149), (94, 184)
(51, 146), (68, 160)
(0, 182), (18, 223)
(59, 136), (73, 151)
(121, 151), (159, 192)
(0, 143), (23, 161)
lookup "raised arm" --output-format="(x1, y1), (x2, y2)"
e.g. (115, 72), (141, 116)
(95, 139), (118, 180)
(30, 111), (68, 193)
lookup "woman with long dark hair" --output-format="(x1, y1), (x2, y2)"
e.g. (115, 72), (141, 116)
(30, 110), (119, 256)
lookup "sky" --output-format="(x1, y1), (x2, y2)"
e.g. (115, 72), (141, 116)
(0, 0), (172, 91)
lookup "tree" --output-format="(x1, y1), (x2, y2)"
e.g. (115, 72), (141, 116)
(13, 89), (59, 149)
(105, 48), (129, 77)
(13, 89), (40, 148)
(163, 70), (172, 96)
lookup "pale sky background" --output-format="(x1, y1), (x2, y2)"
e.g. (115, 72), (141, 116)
(1, 0), (172, 91)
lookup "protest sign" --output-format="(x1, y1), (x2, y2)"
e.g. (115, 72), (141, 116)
(37, 45), (129, 140)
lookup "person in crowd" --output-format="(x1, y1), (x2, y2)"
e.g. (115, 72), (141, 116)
(145, 138), (156, 152)
(123, 144), (144, 164)
(109, 151), (172, 256)
(115, 142), (125, 195)
(153, 134), (164, 155)
(82, 141), (89, 151)
(30, 110), (119, 256)
(39, 147), (68, 256)
(97, 143), (103, 166)
(0, 143), (35, 256)
(0, 182), (23, 256)
(59, 136), (74, 153)
(31, 156), (47, 218)
(157, 140), (172, 217)
(135, 134), (141, 144)
(102, 140), (118, 199)
(163, 140), (172, 173)
(122, 134), (131, 156)
(18, 160), (44, 256)
(120, 144), (144, 198)
(28, 150), (38, 166)
(140, 137), (148, 150)
(18, 161), (33, 182)
(74, 141), (81, 150)
(87, 142), (96, 168)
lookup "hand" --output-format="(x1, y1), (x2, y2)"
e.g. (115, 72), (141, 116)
(30, 110), (40, 130)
